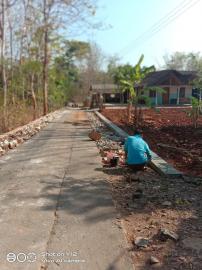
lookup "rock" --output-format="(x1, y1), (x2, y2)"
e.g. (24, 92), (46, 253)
(130, 174), (141, 182)
(102, 157), (108, 164)
(182, 237), (202, 252)
(128, 202), (138, 209)
(14, 140), (17, 146)
(160, 228), (179, 241)
(88, 130), (101, 141)
(2, 140), (9, 150)
(22, 136), (30, 141)
(162, 201), (172, 207)
(103, 146), (110, 151)
(147, 195), (159, 202)
(118, 149), (124, 155)
(110, 144), (120, 150)
(109, 135), (120, 142)
(0, 147), (5, 155)
(150, 256), (160, 264)
(17, 138), (24, 144)
(100, 149), (107, 157)
(134, 237), (149, 248)
(9, 140), (18, 149)
(132, 189), (143, 200)
(35, 126), (41, 132)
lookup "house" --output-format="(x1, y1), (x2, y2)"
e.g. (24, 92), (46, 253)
(89, 84), (128, 107)
(89, 70), (199, 107)
(141, 70), (197, 105)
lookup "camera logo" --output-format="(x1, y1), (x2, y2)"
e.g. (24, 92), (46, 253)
(7, 252), (37, 263)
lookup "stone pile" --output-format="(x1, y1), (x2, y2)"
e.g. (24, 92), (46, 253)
(0, 110), (62, 156)
(88, 112), (125, 166)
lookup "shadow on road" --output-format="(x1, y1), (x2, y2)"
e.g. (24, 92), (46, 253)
(24, 176), (117, 224)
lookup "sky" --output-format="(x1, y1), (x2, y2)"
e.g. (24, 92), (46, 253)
(76, 0), (202, 68)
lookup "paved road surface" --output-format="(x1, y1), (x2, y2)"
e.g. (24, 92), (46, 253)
(0, 109), (133, 270)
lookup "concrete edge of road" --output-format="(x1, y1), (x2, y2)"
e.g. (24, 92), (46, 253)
(95, 111), (183, 178)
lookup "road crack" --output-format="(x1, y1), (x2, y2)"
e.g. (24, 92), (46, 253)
(39, 138), (74, 270)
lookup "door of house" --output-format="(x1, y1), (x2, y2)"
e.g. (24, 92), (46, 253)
(162, 87), (170, 104)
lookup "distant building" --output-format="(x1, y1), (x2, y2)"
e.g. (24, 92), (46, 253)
(89, 84), (128, 107)
(141, 70), (197, 105)
(89, 70), (199, 107)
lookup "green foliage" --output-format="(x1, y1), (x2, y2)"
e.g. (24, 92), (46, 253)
(64, 40), (91, 67)
(0, 38), (93, 113)
(155, 108), (161, 113)
(193, 69), (202, 92)
(22, 60), (42, 75)
(144, 86), (166, 94)
(138, 94), (151, 107)
(109, 55), (166, 126)
(187, 97), (202, 128)
(43, 39), (94, 107)
(115, 55), (160, 106)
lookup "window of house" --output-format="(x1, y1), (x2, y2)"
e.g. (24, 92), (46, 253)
(149, 90), (156, 97)
(179, 87), (185, 98)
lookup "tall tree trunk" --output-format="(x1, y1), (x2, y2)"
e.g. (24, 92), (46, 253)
(127, 102), (132, 123)
(7, 7), (14, 104)
(9, 21), (14, 104)
(42, 0), (48, 115)
(30, 74), (37, 120)
(1, 0), (8, 131)
(134, 104), (138, 127)
(22, 78), (25, 100)
(127, 91), (132, 123)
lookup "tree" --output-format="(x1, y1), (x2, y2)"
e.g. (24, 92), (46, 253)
(118, 55), (164, 126)
(107, 55), (120, 81)
(64, 40), (91, 65)
(78, 42), (107, 101)
(0, 0), (8, 130)
(114, 56), (153, 124)
(0, 0), (100, 133)
(22, 60), (42, 119)
(163, 52), (202, 71)
(120, 55), (155, 124)
(37, 0), (97, 115)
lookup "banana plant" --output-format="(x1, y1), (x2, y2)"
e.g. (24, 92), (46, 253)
(119, 55), (153, 125)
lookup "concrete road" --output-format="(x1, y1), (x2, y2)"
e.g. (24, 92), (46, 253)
(0, 109), (133, 270)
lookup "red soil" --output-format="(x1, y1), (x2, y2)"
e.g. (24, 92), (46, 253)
(102, 108), (202, 177)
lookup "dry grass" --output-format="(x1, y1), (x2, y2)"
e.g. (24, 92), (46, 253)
(0, 103), (43, 134)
